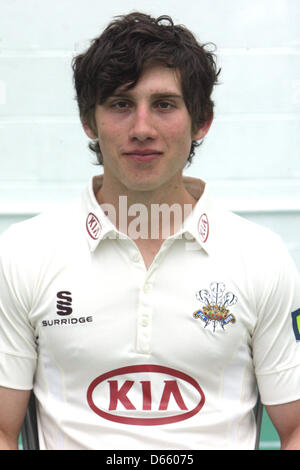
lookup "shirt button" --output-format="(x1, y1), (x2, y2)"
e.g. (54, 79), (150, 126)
(143, 283), (152, 294)
(141, 318), (149, 327)
(132, 253), (140, 263)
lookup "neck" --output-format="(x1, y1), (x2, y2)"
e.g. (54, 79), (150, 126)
(96, 174), (198, 240)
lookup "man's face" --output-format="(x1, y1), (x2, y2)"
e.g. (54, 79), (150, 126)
(83, 65), (211, 194)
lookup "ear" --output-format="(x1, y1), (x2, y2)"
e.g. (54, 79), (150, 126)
(81, 119), (98, 139)
(192, 113), (214, 141)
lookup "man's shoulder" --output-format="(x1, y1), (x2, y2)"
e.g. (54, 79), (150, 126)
(222, 209), (275, 238)
(213, 203), (285, 256)
(0, 198), (82, 254)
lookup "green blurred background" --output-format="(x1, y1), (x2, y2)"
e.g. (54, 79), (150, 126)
(259, 407), (280, 450)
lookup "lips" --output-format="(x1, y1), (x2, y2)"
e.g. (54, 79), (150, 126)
(122, 150), (162, 162)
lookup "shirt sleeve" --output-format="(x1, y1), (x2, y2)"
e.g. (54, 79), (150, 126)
(252, 234), (300, 405)
(0, 227), (37, 390)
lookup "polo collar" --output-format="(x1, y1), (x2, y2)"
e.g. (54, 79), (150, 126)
(81, 175), (118, 252)
(81, 175), (216, 254)
(177, 176), (215, 254)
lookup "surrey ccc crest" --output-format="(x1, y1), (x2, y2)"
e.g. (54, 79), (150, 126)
(193, 282), (237, 332)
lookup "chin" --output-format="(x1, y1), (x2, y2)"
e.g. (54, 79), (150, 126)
(124, 180), (162, 192)
(122, 168), (180, 193)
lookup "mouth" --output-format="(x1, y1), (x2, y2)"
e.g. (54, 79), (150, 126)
(122, 150), (162, 163)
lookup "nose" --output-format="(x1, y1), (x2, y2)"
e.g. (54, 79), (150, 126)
(128, 105), (158, 142)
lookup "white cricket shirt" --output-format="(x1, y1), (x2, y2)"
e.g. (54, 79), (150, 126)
(0, 175), (300, 450)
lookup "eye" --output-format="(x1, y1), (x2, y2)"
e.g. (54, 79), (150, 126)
(111, 101), (131, 111)
(156, 101), (174, 111)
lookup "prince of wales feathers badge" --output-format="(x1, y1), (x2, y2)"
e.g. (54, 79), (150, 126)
(193, 282), (237, 331)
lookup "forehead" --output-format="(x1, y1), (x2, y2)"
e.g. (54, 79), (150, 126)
(113, 65), (183, 97)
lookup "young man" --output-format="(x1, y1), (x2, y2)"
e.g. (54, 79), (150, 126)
(0, 12), (300, 450)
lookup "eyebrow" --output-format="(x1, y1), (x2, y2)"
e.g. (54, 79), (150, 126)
(109, 91), (183, 100)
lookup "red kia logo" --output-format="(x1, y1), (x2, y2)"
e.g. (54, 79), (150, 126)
(86, 212), (101, 240)
(198, 213), (209, 243)
(87, 365), (205, 425)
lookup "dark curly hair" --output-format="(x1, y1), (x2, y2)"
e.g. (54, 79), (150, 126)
(72, 12), (220, 166)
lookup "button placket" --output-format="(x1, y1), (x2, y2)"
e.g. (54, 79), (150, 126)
(136, 268), (157, 355)
(143, 282), (152, 294)
(131, 252), (141, 263)
(136, 295), (153, 353)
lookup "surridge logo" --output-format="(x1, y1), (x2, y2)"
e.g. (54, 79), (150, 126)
(41, 291), (93, 327)
(57, 291), (72, 316)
